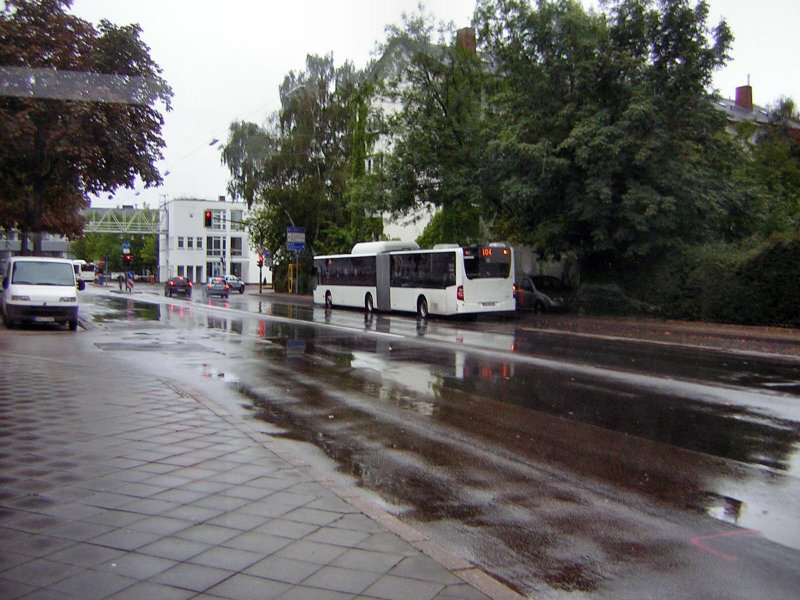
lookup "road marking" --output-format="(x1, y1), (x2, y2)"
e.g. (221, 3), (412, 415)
(690, 529), (761, 561)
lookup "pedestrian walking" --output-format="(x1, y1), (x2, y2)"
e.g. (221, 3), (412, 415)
(117, 274), (124, 291)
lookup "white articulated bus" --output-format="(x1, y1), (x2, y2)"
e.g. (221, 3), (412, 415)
(313, 241), (515, 317)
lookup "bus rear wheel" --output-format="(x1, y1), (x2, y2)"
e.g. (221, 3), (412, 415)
(325, 291), (333, 309)
(417, 296), (429, 319)
(365, 293), (374, 313)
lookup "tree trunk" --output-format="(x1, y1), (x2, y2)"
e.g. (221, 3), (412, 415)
(19, 231), (31, 256)
(33, 232), (44, 256)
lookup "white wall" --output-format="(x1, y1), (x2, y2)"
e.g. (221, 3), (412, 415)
(158, 198), (269, 285)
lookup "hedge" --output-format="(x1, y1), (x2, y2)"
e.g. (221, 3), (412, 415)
(618, 234), (800, 327)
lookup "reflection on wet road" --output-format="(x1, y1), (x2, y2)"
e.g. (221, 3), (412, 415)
(88, 291), (800, 599)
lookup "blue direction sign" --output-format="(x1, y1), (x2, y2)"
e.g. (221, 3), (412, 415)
(286, 226), (305, 252)
(122, 241), (131, 255)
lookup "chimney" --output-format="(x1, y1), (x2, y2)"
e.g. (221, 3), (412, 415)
(735, 85), (753, 111)
(456, 27), (477, 55)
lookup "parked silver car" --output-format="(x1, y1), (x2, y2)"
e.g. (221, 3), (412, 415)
(514, 275), (570, 312)
(224, 275), (245, 294)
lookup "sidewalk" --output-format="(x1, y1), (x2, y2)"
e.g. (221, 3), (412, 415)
(0, 331), (521, 600)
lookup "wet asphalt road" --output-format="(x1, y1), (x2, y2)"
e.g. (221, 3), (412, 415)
(69, 287), (800, 599)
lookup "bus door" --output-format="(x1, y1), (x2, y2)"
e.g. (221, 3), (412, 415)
(376, 253), (391, 310)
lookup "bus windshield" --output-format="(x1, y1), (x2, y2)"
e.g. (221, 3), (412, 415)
(463, 246), (512, 279)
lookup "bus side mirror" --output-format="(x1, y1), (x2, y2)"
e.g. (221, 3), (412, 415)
(77, 280), (86, 291)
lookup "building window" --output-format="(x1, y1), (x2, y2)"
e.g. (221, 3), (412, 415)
(211, 210), (226, 230)
(196, 237), (203, 249)
(177, 265), (185, 276)
(206, 236), (226, 257)
(187, 237), (193, 249)
(206, 261), (223, 278)
(365, 154), (383, 174)
(231, 237), (243, 257)
(231, 210), (244, 232)
(177, 236), (184, 249)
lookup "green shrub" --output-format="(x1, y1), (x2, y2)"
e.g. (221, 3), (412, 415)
(624, 235), (800, 327)
(271, 260), (315, 295)
(736, 234), (800, 327)
(574, 283), (656, 316)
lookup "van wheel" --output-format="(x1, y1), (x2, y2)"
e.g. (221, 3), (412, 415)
(365, 293), (374, 313)
(417, 296), (429, 319)
(68, 319), (78, 332)
(325, 291), (333, 309)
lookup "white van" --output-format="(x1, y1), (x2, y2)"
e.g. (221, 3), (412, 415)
(1, 256), (85, 331)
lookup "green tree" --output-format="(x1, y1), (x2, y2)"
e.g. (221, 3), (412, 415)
(222, 54), (380, 281)
(416, 204), (482, 248)
(377, 12), (491, 227)
(474, 0), (742, 273)
(0, 0), (172, 254)
(744, 98), (800, 235)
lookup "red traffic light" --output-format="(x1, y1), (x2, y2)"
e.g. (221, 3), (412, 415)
(123, 254), (132, 264)
(204, 210), (213, 227)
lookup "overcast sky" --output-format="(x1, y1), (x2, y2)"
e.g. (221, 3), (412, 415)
(68, 0), (800, 210)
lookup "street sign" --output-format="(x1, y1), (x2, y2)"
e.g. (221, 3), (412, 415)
(122, 241), (130, 255)
(286, 226), (305, 252)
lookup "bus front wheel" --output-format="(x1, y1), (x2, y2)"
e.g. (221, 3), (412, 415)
(417, 296), (429, 319)
(365, 293), (374, 313)
(325, 291), (333, 309)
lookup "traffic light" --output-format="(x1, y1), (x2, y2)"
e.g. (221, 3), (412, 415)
(257, 256), (263, 268)
(124, 254), (132, 265)
(204, 210), (213, 227)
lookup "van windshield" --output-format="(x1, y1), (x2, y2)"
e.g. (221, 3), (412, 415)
(12, 262), (75, 286)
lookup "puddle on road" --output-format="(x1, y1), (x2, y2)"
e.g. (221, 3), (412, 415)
(697, 492), (746, 525)
(89, 296), (162, 323)
(239, 327), (800, 565)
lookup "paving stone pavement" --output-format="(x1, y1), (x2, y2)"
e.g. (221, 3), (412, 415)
(0, 329), (524, 600)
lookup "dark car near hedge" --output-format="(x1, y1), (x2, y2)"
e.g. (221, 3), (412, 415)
(164, 276), (192, 298)
(515, 275), (571, 312)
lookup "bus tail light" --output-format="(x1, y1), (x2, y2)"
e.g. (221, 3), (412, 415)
(457, 285), (464, 301)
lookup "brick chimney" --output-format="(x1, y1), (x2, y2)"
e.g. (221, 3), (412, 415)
(456, 27), (477, 55)
(735, 85), (753, 111)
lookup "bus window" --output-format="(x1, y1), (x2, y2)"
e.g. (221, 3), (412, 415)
(463, 246), (511, 279)
(390, 252), (455, 289)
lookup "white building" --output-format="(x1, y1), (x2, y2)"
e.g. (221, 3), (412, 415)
(158, 197), (268, 285)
